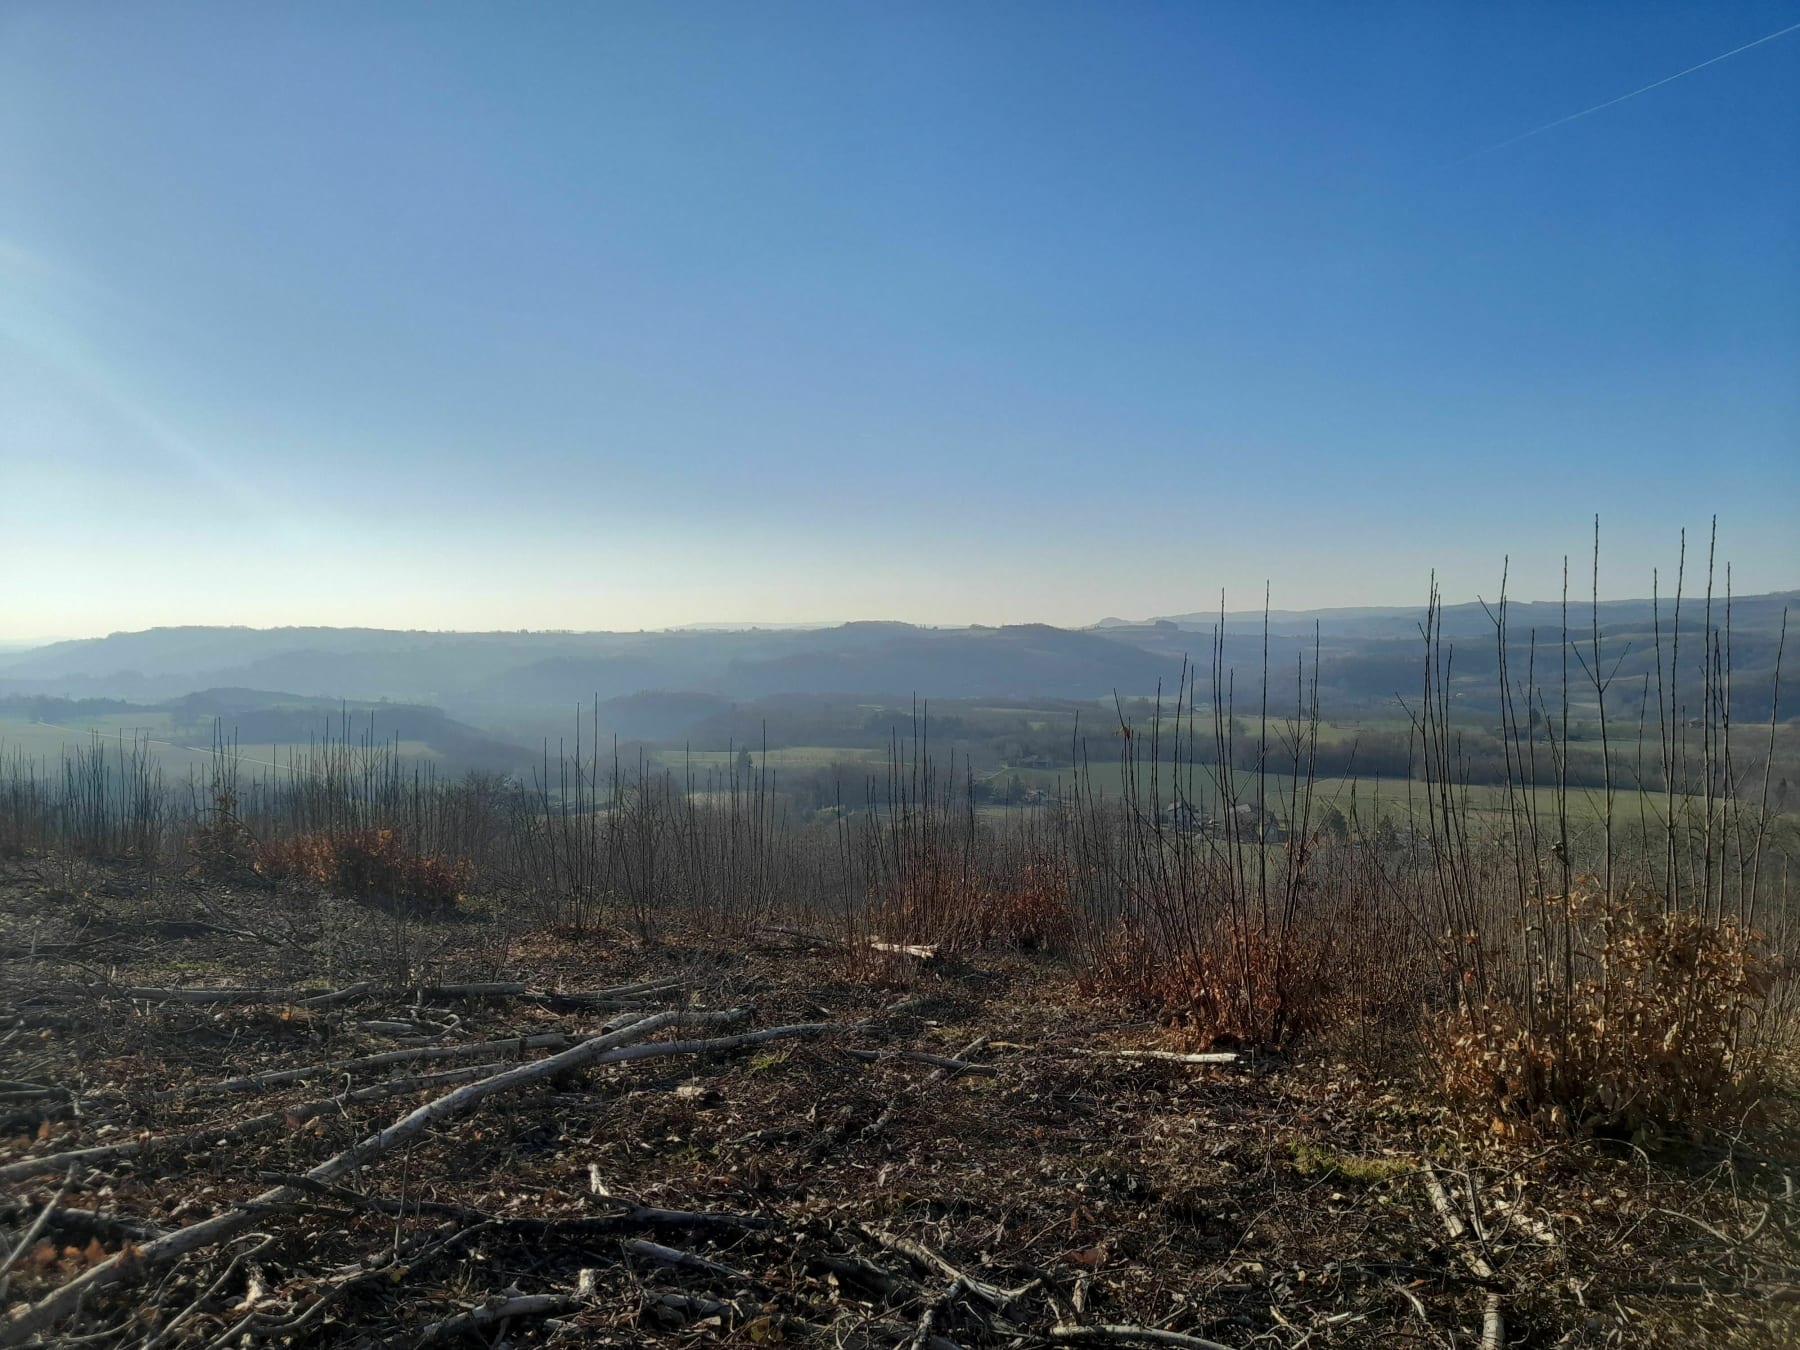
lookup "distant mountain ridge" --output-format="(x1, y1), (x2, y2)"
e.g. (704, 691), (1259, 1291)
(1, 591), (1790, 732)
(0, 621), (1179, 707)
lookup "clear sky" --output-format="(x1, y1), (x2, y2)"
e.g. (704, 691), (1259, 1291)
(2, 3), (1796, 639)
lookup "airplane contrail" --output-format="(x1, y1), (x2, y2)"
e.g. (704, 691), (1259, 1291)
(1462, 17), (1800, 160)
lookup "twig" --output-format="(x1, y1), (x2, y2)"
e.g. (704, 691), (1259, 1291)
(865, 1035), (991, 1139)
(258, 1172), (768, 1233)
(856, 1225), (1033, 1313)
(140, 1233), (276, 1350)
(842, 1048), (998, 1077)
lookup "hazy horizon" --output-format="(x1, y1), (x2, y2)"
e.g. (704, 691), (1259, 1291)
(3, 5), (1797, 639)
(6, 578), (1798, 653)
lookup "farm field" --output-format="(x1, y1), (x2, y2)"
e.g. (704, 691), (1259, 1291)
(652, 747), (893, 773)
(0, 715), (445, 779)
(991, 758), (1735, 829)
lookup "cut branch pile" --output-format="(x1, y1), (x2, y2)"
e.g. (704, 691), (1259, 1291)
(0, 998), (838, 1346)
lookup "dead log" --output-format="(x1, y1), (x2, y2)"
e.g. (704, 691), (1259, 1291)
(0, 1010), (834, 1346)
(809, 1252), (906, 1303)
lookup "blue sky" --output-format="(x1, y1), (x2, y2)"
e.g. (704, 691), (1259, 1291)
(2, 2), (1796, 638)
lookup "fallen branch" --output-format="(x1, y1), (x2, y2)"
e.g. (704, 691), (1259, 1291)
(1480, 1293), (1504, 1350)
(257, 1219), (494, 1340)
(1049, 1324), (1236, 1350)
(421, 977), (685, 1012)
(755, 925), (831, 950)
(297, 980), (378, 1007)
(0, 1061), (513, 1185)
(419, 1293), (582, 1343)
(356, 1020), (435, 1037)
(419, 981), (527, 999)
(116, 986), (312, 1005)
(1420, 1161), (1496, 1281)
(162, 1032), (571, 1101)
(623, 1238), (749, 1281)
(1072, 1049), (1241, 1066)
(140, 1233), (277, 1350)
(856, 1224), (1032, 1313)
(548, 975), (684, 1002)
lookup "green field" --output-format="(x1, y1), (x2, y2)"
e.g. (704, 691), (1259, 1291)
(0, 716), (442, 779)
(990, 757), (1761, 829)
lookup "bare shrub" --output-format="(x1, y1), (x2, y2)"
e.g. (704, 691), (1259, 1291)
(1432, 878), (1780, 1139)
(1082, 853), (1428, 1052)
(874, 849), (1075, 953)
(186, 788), (258, 879)
(255, 828), (468, 914)
(973, 859), (1076, 951)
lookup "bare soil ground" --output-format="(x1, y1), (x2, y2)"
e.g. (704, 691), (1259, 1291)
(0, 859), (1795, 1348)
